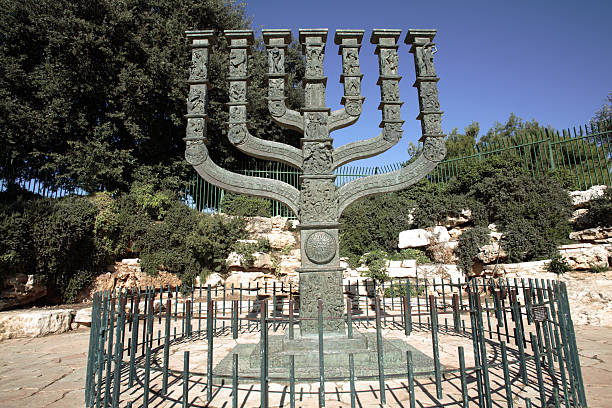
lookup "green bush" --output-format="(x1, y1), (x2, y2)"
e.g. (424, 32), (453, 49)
(545, 253), (572, 276)
(221, 192), (272, 217)
(231, 238), (271, 268)
(360, 250), (391, 284)
(382, 282), (425, 298)
(589, 264), (609, 273)
(388, 248), (432, 264)
(456, 226), (489, 274)
(579, 188), (612, 228)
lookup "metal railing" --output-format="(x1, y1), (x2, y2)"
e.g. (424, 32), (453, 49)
(84, 277), (587, 407)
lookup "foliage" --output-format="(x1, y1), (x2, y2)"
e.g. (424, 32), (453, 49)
(578, 188), (612, 228)
(445, 122), (479, 158)
(545, 253), (572, 276)
(231, 238), (271, 268)
(589, 264), (609, 273)
(382, 282), (425, 298)
(591, 91), (612, 130)
(387, 248), (431, 264)
(221, 192), (271, 217)
(0, 0), (304, 192)
(546, 168), (580, 191)
(456, 226), (489, 274)
(64, 269), (96, 304)
(358, 250), (391, 284)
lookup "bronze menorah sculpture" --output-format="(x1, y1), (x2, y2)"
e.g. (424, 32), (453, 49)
(184, 28), (446, 335)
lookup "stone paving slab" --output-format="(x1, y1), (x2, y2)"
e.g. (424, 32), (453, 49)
(0, 324), (611, 407)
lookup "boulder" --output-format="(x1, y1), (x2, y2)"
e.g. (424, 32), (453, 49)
(225, 271), (265, 288)
(429, 226), (450, 243)
(427, 241), (457, 264)
(0, 309), (74, 340)
(91, 260), (181, 296)
(570, 185), (607, 208)
(260, 230), (297, 249)
(244, 216), (273, 234)
(476, 243), (507, 264)
(0, 274), (47, 311)
(398, 229), (431, 248)
(448, 227), (464, 241)
(74, 308), (92, 327)
(226, 252), (273, 270)
(482, 260), (549, 277)
(279, 257), (301, 275)
(417, 264), (464, 283)
(445, 209), (472, 228)
(204, 273), (224, 288)
(558, 243), (611, 269)
(569, 227), (612, 243)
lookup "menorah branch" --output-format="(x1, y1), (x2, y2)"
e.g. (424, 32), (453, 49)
(225, 30), (303, 169)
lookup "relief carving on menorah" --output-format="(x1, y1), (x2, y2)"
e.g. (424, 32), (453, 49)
(184, 28), (446, 335)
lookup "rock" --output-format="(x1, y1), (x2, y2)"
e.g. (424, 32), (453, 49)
(476, 243), (507, 264)
(570, 185), (607, 208)
(204, 273), (224, 288)
(427, 241), (457, 264)
(417, 264), (464, 283)
(91, 260), (181, 296)
(387, 260), (403, 268)
(122, 258), (140, 265)
(0, 309), (74, 340)
(559, 243), (611, 270)
(401, 259), (417, 268)
(270, 215), (289, 231)
(429, 226), (450, 243)
(482, 260), (549, 277)
(570, 208), (589, 225)
(569, 227), (612, 243)
(226, 252), (272, 270)
(445, 209), (472, 228)
(0, 274), (47, 311)
(386, 266), (417, 278)
(279, 257), (301, 275)
(398, 229), (431, 248)
(74, 308), (92, 327)
(244, 216), (273, 234)
(448, 227), (464, 240)
(225, 271), (265, 288)
(260, 230), (297, 249)
(252, 253), (272, 269)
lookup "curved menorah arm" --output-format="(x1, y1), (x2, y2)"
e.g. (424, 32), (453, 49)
(335, 140), (444, 216)
(262, 30), (304, 133)
(187, 142), (300, 215)
(328, 30), (365, 132)
(225, 30), (303, 169)
(331, 29), (404, 170)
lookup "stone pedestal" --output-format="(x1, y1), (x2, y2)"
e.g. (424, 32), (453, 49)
(298, 269), (345, 334)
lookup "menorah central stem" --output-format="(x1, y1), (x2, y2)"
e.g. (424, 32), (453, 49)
(296, 29), (345, 334)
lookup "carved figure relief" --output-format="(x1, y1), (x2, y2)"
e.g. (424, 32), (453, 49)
(299, 271), (344, 332)
(306, 46), (323, 76)
(187, 118), (204, 138)
(382, 50), (399, 75)
(229, 50), (246, 77)
(419, 82), (440, 111)
(229, 82), (246, 102)
(190, 49), (208, 80)
(268, 100), (286, 117)
(228, 125), (247, 145)
(269, 78), (284, 98)
(345, 77), (360, 96)
(304, 113), (327, 139)
(300, 179), (337, 223)
(185, 139), (208, 166)
(384, 104), (401, 121)
(229, 106), (244, 123)
(303, 141), (332, 174)
(268, 47), (283, 74)
(416, 43), (437, 77)
(423, 114), (442, 134)
(383, 123), (403, 142)
(343, 48), (360, 76)
(345, 100), (361, 116)
(382, 80), (400, 102)
(423, 137), (447, 162)
(187, 86), (206, 115)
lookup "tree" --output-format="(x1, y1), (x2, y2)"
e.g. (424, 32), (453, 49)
(478, 113), (545, 147)
(591, 91), (612, 131)
(0, 0), (304, 193)
(445, 121), (479, 158)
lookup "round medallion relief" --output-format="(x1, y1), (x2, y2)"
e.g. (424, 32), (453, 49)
(305, 231), (336, 265)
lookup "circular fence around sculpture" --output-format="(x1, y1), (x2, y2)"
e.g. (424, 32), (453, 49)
(84, 278), (587, 408)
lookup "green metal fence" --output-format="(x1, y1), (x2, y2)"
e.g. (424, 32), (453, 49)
(184, 122), (611, 218)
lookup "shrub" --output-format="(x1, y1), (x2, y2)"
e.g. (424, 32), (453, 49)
(456, 226), (489, 274)
(545, 253), (572, 276)
(231, 238), (271, 268)
(579, 188), (612, 228)
(359, 249), (391, 284)
(221, 192), (272, 217)
(382, 282), (425, 298)
(589, 264), (609, 273)
(388, 248), (431, 264)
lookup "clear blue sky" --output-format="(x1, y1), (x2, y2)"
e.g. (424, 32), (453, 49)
(242, 0), (611, 167)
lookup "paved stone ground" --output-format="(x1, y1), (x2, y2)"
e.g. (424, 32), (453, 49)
(0, 324), (611, 407)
